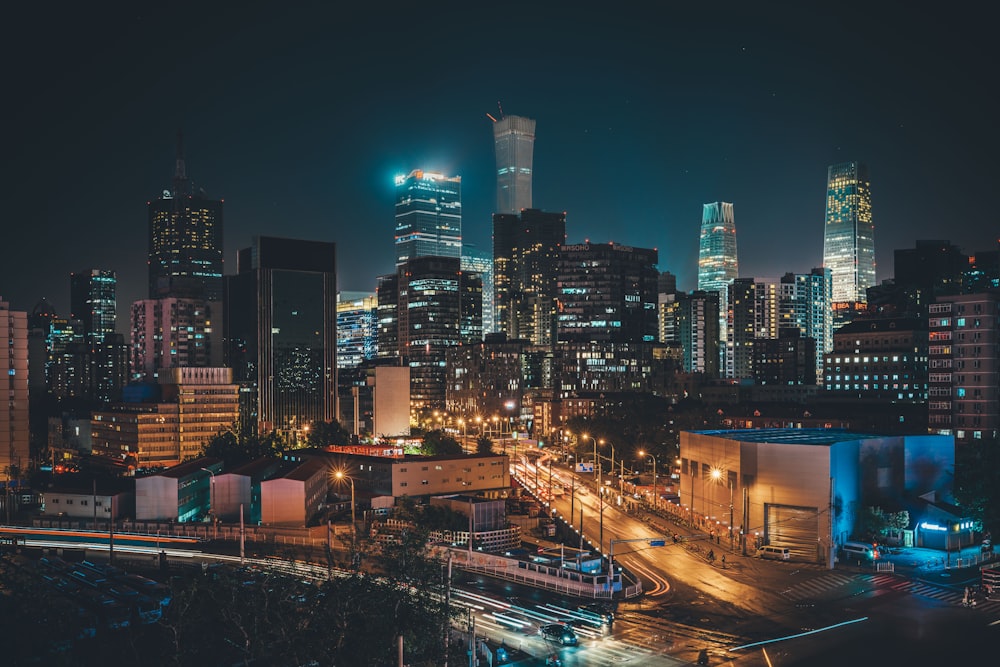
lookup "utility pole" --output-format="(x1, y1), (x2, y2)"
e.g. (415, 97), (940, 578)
(240, 504), (246, 565)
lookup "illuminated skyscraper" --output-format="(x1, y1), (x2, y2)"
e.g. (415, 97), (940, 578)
(1, 297), (29, 481)
(224, 236), (337, 437)
(336, 292), (377, 370)
(492, 114), (536, 214)
(130, 297), (221, 382)
(822, 161), (875, 308)
(555, 242), (659, 343)
(70, 269), (117, 345)
(698, 202), (738, 376)
(394, 169), (462, 265)
(462, 244), (494, 336)
(779, 268), (832, 383)
(148, 133), (224, 301)
(376, 256), (482, 409)
(493, 209), (566, 347)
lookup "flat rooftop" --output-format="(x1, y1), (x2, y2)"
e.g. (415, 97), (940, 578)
(691, 428), (884, 446)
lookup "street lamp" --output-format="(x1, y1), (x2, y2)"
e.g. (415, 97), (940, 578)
(599, 439), (616, 493)
(711, 468), (735, 548)
(580, 433), (597, 483)
(200, 467), (217, 541)
(638, 450), (657, 511)
(334, 470), (357, 554)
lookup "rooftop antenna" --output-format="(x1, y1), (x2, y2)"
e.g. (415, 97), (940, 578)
(497, 100), (505, 119)
(174, 129), (186, 181)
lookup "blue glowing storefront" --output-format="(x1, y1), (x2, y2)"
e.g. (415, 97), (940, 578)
(915, 511), (977, 551)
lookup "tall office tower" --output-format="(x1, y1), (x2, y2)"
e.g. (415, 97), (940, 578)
(130, 297), (221, 382)
(492, 114), (536, 214)
(336, 292), (378, 370)
(698, 202), (738, 377)
(1, 298), (29, 481)
(70, 269), (117, 345)
(462, 244), (494, 337)
(822, 161), (875, 322)
(148, 133), (224, 301)
(375, 273), (400, 362)
(730, 279), (756, 380)
(677, 290), (720, 376)
(376, 256), (482, 409)
(493, 208), (566, 347)
(928, 292), (1000, 444)
(555, 242), (659, 343)
(729, 277), (780, 381)
(394, 169), (462, 265)
(225, 236), (337, 437)
(779, 268), (832, 384)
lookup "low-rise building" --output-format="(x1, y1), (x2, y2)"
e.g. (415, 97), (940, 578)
(135, 457), (222, 522)
(259, 458), (328, 526)
(680, 428), (954, 566)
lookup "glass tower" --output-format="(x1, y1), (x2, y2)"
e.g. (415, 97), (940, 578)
(462, 245), (494, 337)
(70, 269), (117, 345)
(394, 170), (462, 265)
(492, 115), (536, 214)
(493, 209), (566, 347)
(697, 202), (738, 377)
(822, 161), (875, 305)
(148, 134), (224, 301)
(225, 237), (337, 437)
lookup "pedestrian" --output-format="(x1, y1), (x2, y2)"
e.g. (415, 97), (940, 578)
(963, 586), (970, 607)
(721, 554), (726, 568)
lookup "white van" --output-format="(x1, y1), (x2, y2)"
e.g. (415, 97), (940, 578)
(840, 541), (879, 562)
(757, 545), (791, 560)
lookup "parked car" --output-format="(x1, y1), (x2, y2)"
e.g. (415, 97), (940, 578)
(539, 623), (578, 646)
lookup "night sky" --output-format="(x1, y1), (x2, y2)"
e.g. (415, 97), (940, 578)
(4, 2), (997, 325)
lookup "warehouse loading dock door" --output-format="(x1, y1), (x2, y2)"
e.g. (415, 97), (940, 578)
(765, 504), (819, 562)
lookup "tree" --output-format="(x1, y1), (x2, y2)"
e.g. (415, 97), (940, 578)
(305, 420), (351, 448)
(201, 426), (286, 468)
(476, 436), (494, 454)
(953, 437), (1000, 537)
(421, 429), (463, 456)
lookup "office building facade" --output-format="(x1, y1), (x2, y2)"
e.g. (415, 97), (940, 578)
(336, 292), (378, 370)
(677, 290), (720, 376)
(493, 208), (566, 347)
(394, 170), (461, 265)
(928, 292), (1000, 444)
(130, 297), (221, 382)
(1, 298), (29, 480)
(556, 242), (658, 343)
(376, 256), (482, 409)
(147, 136), (224, 301)
(698, 202), (738, 377)
(779, 268), (832, 384)
(492, 114), (536, 214)
(462, 244), (494, 337)
(822, 161), (875, 310)
(823, 317), (928, 403)
(225, 236), (338, 437)
(70, 269), (117, 345)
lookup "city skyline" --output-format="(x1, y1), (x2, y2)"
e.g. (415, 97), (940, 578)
(3, 3), (997, 322)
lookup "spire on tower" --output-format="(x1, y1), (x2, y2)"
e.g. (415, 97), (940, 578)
(174, 129), (186, 181)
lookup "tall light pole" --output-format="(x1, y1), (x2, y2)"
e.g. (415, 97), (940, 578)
(200, 467), (217, 540)
(639, 450), (657, 510)
(581, 433), (598, 484)
(335, 470), (357, 555)
(599, 439), (616, 494)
